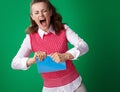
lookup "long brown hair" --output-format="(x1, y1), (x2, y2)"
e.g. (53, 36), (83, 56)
(26, 0), (64, 34)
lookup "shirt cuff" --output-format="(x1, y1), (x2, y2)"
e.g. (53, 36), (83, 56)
(66, 48), (80, 60)
(20, 58), (30, 70)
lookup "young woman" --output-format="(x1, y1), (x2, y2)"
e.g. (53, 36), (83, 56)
(11, 0), (89, 92)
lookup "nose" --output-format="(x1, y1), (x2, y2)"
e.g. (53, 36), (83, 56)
(39, 12), (44, 17)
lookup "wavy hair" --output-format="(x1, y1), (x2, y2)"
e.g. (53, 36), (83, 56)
(26, 0), (64, 34)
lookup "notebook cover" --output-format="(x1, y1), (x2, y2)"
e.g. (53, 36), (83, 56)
(36, 56), (66, 73)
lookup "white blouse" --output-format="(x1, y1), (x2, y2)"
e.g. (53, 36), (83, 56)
(11, 24), (89, 92)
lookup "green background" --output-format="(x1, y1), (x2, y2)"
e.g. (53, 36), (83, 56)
(0, 0), (120, 92)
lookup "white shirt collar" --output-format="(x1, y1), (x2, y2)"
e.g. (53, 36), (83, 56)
(38, 25), (55, 39)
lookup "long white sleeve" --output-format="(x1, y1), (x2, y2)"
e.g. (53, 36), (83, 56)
(65, 25), (89, 59)
(11, 35), (32, 70)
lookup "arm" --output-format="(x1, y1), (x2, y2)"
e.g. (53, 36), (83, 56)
(50, 25), (89, 63)
(65, 25), (89, 60)
(11, 35), (33, 70)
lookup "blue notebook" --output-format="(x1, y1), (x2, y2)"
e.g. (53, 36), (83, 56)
(36, 56), (66, 73)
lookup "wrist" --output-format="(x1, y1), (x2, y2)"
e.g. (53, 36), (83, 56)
(26, 58), (31, 67)
(64, 53), (74, 60)
(26, 58), (35, 67)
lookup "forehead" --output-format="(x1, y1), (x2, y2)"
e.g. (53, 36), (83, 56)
(31, 2), (48, 11)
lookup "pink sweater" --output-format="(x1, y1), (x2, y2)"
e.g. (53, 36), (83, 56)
(30, 29), (79, 87)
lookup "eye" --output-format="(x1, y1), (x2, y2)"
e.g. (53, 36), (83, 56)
(34, 12), (39, 14)
(33, 11), (39, 15)
(43, 9), (48, 13)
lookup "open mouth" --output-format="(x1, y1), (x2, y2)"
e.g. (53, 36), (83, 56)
(39, 19), (47, 27)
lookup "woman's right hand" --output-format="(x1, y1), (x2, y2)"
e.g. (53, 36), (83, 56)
(35, 51), (46, 61)
(26, 51), (46, 67)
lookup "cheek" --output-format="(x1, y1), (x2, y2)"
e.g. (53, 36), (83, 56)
(31, 17), (39, 25)
(31, 14), (38, 20)
(31, 14), (35, 20)
(45, 14), (51, 21)
(32, 16), (39, 22)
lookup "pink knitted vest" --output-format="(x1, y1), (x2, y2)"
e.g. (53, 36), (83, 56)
(30, 29), (79, 87)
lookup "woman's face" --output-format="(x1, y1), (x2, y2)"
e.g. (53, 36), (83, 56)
(31, 2), (52, 32)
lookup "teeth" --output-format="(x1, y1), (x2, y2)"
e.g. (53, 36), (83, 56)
(40, 19), (45, 23)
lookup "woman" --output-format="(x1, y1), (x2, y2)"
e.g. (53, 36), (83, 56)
(11, 0), (89, 92)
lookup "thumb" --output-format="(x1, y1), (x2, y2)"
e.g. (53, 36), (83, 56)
(34, 52), (37, 59)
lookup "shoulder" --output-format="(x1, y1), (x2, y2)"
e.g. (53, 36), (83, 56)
(23, 34), (30, 42)
(63, 24), (69, 30)
(63, 24), (74, 32)
(63, 24), (74, 34)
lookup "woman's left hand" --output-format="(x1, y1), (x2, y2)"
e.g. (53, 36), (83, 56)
(50, 52), (74, 63)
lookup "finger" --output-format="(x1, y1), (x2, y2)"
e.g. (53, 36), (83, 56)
(38, 54), (42, 61)
(50, 53), (55, 59)
(34, 52), (38, 58)
(36, 52), (39, 57)
(38, 51), (47, 61)
(43, 52), (46, 59)
(50, 52), (58, 58)
(40, 52), (46, 60)
(54, 57), (60, 63)
(50, 52), (55, 56)
(37, 51), (42, 61)
(52, 53), (61, 63)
